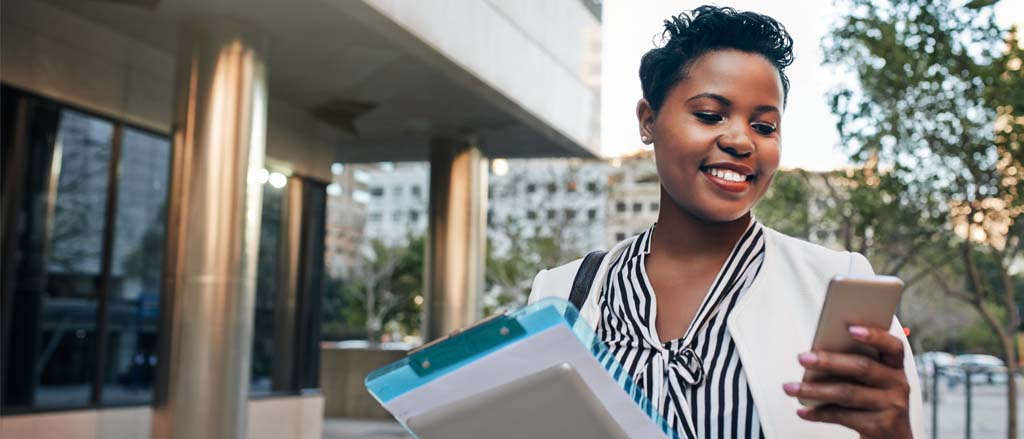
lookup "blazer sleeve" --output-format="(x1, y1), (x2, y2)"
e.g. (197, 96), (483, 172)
(849, 252), (926, 439)
(527, 268), (550, 305)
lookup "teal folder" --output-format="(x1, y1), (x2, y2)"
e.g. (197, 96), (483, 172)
(364, 297), (678, 439)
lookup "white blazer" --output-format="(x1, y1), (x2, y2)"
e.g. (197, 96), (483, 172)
(528, 226), (924, 439)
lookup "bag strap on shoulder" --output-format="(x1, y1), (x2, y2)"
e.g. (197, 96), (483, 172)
(568, 250), (607, 312)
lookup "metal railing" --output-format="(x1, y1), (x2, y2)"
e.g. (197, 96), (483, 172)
(924, 362), (1020, 439)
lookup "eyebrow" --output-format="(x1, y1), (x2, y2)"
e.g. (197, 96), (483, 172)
(686, 92), (780, 114)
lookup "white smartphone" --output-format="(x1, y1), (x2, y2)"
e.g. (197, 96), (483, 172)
(798, 275), (904, 407)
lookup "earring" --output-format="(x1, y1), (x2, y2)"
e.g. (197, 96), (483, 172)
(641, 135), (649, 143)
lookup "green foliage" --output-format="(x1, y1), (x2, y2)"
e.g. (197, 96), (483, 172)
(321, 235), (424, 341)
(824, 0), (1016, 208)
(825, 0), (1022, 368)
(484, 219), (586, 315)
(755, 170), (812, 239)
(944, 305), (1009, 355)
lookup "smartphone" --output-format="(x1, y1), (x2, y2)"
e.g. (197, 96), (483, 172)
(798, 275), (904, 407)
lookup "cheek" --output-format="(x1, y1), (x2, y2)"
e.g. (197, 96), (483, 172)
(760, 141), (782, 172)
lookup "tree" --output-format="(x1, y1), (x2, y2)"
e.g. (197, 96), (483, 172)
(484, 159), (600, 313)
(824, 1), (1023, 437)
(321, 236), (424, 342)
(755, 169), (813, 239)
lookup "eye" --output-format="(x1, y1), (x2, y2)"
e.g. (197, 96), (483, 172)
(694, 112), (723, 124)
(751, 122), (777, 135)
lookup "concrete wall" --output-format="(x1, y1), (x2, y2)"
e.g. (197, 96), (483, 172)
(0, 396), (323, 439)
(320, 345), (406, 419)
(0, 0), (339, 182)
(358, 0), (601, 155)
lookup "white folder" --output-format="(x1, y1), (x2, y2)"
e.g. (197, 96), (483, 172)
(365, 298), (676, 439)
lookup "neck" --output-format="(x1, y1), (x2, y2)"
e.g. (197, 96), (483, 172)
(651, 188), (752, 262)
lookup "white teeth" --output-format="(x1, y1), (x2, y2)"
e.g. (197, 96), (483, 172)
(708, 168), (747, 182)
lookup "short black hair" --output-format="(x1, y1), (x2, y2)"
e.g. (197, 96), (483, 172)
(639, 5), (795, 112)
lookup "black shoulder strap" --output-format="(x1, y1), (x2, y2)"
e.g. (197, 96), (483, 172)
(568, 250), (607, 312)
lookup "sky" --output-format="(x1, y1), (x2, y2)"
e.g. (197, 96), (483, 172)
(599, 0), (1024, 171)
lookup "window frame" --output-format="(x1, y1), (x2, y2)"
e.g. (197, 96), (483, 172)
(0, 85), (171, 415)
(0, 84), (324, 415)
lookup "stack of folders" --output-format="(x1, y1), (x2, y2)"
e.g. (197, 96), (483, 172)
(364, 297), (679, 439)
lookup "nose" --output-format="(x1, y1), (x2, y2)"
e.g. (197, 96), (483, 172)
(717, 125), (755, 157)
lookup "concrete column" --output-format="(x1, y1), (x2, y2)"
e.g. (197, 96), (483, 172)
(152, 20), (267, 439)
(423, 136), (488, 342)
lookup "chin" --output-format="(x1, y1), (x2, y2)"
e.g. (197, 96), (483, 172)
(691, 206), (751, 224)
(671, 196), (753, 224)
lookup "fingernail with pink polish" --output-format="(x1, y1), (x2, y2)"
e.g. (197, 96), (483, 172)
(783, 383), (800, 394)
(797, 408), (811, 417)
(849, 325), (869, 338)
(798, 352), (817, 365)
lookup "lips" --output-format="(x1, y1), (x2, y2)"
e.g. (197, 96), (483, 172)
(700, 162), (756, 193)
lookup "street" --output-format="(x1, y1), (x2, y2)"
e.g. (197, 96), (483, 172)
(925, 376), (1023, 439)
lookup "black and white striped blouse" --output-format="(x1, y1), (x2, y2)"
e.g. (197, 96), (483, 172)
(595, 221), (767, 439)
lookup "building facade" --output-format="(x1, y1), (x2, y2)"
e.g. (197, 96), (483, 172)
(606, 150), (661, 246)
(1, 0), (602, 438)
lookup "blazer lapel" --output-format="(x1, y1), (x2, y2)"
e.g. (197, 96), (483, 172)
(727, 230), (858, 439)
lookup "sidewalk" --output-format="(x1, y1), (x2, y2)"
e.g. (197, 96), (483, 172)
(322, 418), (411, 439)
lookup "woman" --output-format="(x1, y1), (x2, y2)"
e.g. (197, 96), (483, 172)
(529, 6), (923, 439)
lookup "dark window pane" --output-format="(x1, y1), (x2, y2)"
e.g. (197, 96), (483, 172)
(251, 184), (285, 395)
(616, 202), (626, 212)
(632, 203), (642, 212)
(7, 108), (113, 409)
(103, 128), (170, 404)
(526, 183), (536, 193)
(587, 209), (597, 220)
(616, 232), (626, 241)
(41, 109), (113, 407)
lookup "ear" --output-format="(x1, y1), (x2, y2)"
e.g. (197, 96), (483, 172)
(636, 99), (656, 145)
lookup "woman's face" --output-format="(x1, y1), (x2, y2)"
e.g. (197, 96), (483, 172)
(638, 49), (784, 223)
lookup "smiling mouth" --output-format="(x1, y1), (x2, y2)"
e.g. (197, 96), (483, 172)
(699, 166), (755, 182)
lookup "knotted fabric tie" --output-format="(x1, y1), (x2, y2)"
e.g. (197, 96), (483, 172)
(668, 347), (705, 386)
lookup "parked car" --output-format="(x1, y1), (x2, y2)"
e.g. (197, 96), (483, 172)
(954, 354), (1008, 385)
(917, 351), (958, 378)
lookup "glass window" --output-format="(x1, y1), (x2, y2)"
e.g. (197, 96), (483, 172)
(650, 202), (659, 212)
(547, 183), (557, 194)
(527, 210), (537, 220)
(565, 209), (576, 220)
(547, 209), (556, 220)
(41, 110), (113, 407)
(526, 183), (536, 193)
(250, 184), (285, 395)
(616, 202), (626, 212)
(616, 232), (626, 241)
(370, 187), (384, 197)
(588, 209), (597, 220)
(633, 203), (642, 213)
(103, 128), (170, 404)
(411, 185), (421, 197)
(587, 182), (598, 192)
(4, 108), (113, 409)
